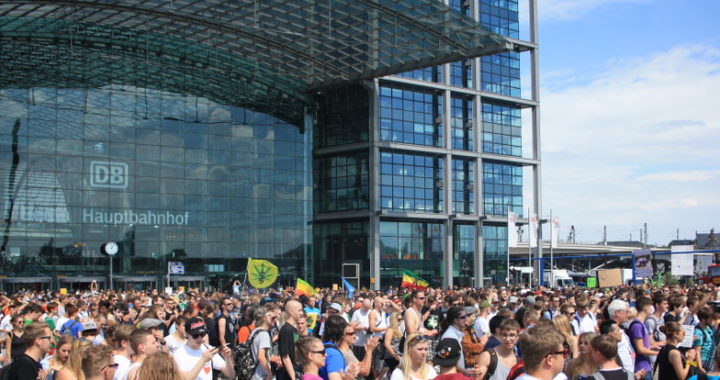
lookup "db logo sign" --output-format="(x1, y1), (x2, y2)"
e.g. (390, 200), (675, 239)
(90, 161), (129, 189)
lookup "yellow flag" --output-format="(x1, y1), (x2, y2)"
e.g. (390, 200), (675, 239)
(247, 258), (279, 289)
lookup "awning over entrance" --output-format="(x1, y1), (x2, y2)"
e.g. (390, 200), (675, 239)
(0, 0), (512, 124)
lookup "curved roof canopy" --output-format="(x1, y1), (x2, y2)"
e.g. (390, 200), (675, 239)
(0, 0), (511, 124)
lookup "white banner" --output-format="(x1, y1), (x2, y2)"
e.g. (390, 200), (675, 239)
(695, 253), (714, 276)
(508, 211), (519, 248)
(671, 245), (695, 276)
(550, 216), (560, 248)
(168, 261), (185, 275)
(529, 213), (538, 248)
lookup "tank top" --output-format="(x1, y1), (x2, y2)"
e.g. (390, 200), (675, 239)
(10, 332), (25, 361)
(656, 344), (683, 380)
(489, 354), (512, 380)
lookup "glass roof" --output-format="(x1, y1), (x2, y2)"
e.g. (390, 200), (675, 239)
(0, 0), (511, 124)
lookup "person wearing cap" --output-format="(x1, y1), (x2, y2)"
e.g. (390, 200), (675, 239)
(433, 338), (473, 380)
(317, 303), (343, 338)
(172, 316), (235, 380)
(138, 318), (166, 350)
(80, 321), (100, 344)
(460, 306), (485, 369)
(440, 307), (482, 378)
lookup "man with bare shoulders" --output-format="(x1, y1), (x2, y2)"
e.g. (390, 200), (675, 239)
(404, 291), (437, 337)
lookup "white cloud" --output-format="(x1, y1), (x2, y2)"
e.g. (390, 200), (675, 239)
(541, 45), (720, 245)
(539, 0), (649, 21)
(637, 170), (720, 182)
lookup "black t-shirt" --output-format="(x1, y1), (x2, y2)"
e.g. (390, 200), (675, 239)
(276, 323), (299, 380)
(9, 353), (42, 380)
(423, 308), (444, 331)
(216, 314), (236, 345)
(663, 313), (681, 324)
(596, 368), (630, 380)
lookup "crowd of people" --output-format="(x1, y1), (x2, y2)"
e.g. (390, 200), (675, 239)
(0, 281), (719, 380)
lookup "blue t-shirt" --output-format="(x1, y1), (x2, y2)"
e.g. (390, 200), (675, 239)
(319, 343), (345, 380)
(693, 325), (715, 366)
(688, 375), (720, 380)
(60, 319), (83, 338)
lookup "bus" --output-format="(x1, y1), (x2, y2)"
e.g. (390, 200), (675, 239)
(709, 264), (720, 285)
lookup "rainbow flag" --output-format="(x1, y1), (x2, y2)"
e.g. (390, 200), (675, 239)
(295, 278), (317, 296)
(401, 269), (429, 290)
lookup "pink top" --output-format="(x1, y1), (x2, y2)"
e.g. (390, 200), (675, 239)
(302, 374), (324, 380)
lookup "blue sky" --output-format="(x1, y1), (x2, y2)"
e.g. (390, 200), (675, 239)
(537, 0), (720, 245)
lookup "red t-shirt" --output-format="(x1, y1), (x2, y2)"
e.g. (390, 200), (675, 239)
(433, 373), (473, 380)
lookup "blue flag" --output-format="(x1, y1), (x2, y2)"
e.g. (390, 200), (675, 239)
(341, 276), (355, 298)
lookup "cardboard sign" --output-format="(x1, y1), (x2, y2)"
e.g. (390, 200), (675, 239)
(332, 284), (338, 290)
(59, 288), (67, 295)
(598, 269), (622, 288)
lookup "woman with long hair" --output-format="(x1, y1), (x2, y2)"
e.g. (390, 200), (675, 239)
(8, 314), (25, 362)
(390, 333), (437, 380)
(136, 351), (183, 380)
(657, 322), (697, 380)
(237, 304), (257, 343)
(566, 332), (598, 380)
(42, 335), (74, 380)
(383, 311), (404, 374)
(552, 314), (579, 358)
(337, 323), (379, 377)
(295, 336), (326, 380)
(55, 339), (93, 380)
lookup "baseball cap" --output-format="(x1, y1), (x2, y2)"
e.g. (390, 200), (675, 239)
(81, 321), (98, 332)
(328, 303), (343, 312)
(433, 338), (461, 366)
(139, 318), (164, 329)
(185, 317), (207, 336)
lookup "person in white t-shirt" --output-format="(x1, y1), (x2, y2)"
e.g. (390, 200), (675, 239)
(515, 326), (566, 380)
(164, 315), (187, 355)
(111, 324), (135, 380)
(350, 298), (372, 361)
(173, 317), (235, 380)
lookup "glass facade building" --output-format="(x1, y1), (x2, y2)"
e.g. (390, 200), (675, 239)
(0, 0), (539, 290)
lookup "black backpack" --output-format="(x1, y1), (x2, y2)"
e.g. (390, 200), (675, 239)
(234, 328), (267, 380)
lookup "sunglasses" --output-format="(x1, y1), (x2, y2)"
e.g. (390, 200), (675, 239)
(102, 363), (120, 371)
(409, 335), (430, 344)
(311, 349), (327, 355)
(549, 349), (570, 359)
(345, 331), (356, 336)
(190, 332), (207, 339)
(38, 336), (53, 340)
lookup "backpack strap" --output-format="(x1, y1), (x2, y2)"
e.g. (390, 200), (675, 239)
(323, 342), (346, 369)
(483, 349), (498, 380)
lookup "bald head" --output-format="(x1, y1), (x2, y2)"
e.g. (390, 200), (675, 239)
(286, 300), (304, 323)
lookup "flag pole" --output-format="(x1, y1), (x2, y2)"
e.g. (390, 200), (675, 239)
(550, 209), (554, 288)
(507, 206), (511, 287)
(528, 207), (532, 287)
